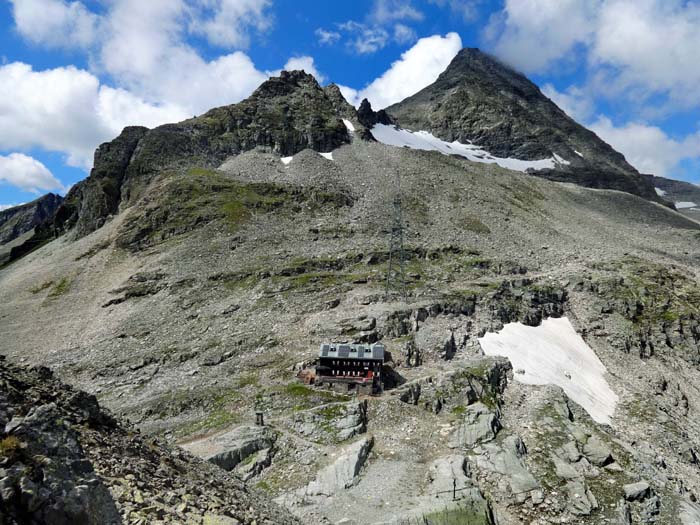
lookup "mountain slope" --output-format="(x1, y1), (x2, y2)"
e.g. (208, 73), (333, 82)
(2, 69), (700, 524)
(2, 134), (700, 524)
(385, 48), (659, 200)
(54, 70), (352, 239)
(644, 173), (700, 218)
(0, 193), (62, 246)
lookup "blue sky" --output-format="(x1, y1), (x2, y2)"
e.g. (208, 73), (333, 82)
(1, 0), (699, 209)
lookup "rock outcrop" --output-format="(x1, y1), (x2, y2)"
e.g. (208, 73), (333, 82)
(0, 356), (298, 524)
(450, 402), (501, 447)
(191, 424), (276, 472)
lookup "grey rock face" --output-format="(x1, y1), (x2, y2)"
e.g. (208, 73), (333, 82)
(290, 400), (368, 443)
(450, 402), (501, 448)
(204, 424), (276, 471)
(426, 455), (472, 498)
(680, 500), (700, 525)
(0, 193), (63, 246)
(551, 453), (580, 480)
(425, 455), (494, 522)
(1, 403), (120, 525)
(385, 48), (659, 200)
(303, 436), (374, 497)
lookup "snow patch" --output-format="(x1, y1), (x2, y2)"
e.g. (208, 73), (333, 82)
(654, 187), (667, 197)
(343, 119), (355, 132)
(319, 152), (334, 161)
(281, 156), (293, 165)
(478, 317), (617, 425)
(371, 124), (565, 173)
(676, 201), (697, 209)
(574, 150), (584, 158)
(553, 153), (570, 166)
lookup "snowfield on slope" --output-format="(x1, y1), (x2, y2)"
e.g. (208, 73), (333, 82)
(478, 317), (617, 425)
(676, 201), (698, 209)
(371, 123), (570, 173)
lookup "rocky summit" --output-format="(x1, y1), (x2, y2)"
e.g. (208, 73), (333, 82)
(1, 50), (700, 525)
(385, 48), (659, 200)
(0, 194), (62, 266)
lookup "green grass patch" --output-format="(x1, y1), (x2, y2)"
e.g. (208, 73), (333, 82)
(48, 277), (71, 298)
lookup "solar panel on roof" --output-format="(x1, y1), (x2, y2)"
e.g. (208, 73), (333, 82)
(321, 348), (329, 357)
(338, 346), (350, 358)
(372, 346), (385, 360)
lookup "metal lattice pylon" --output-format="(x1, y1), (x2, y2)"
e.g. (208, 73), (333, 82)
(385, 172), (407, 300)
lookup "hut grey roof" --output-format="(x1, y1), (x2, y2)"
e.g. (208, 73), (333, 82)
(319, 343), (385, 361)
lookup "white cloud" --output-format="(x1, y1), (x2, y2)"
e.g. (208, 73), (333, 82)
(591, 0), (700, 109)
(190, 0), (272, 48)
(344, 32), (462, 109)
(0, 62), (189, 168)
(393, 24), (417, 45)
(542, 83), (595, 123)
(487, 0), (700, 113)
(590, 116), (700, 177)
(486, 0), (598, 73)
(284, 56), (325, 83)
(428, 0), (482, 22)
(315, 28), (341, 45)
(10, 0), (99, 49)
(0, 153), (64, 193)
(339, 21), (390, 54)
(95, 0), (271, 112)
(370, 0), (423, 24)
(4, 0), (282, 171)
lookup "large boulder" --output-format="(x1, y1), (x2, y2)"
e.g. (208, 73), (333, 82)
(623, 481), (651, 501)
(426, 455), (472, 499)
(303, 436), (374, 497)
(289, 401), (368, 443)
(582, 435), (613, 467)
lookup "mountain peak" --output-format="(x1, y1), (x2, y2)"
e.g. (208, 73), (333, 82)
(385, 47), (658, 200)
